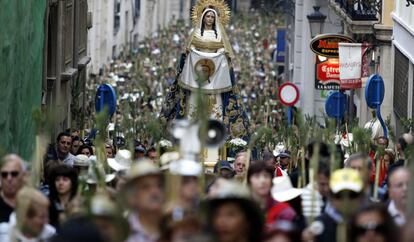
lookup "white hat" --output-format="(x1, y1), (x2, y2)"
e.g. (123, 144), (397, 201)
(74, 154), (90, 167)
(272, 142), (286, 157)
(271, 176), (303, 202)
(125, 159), (161, 183)
(86, 162), (116, 184)
(160, 152), (180, 170)
(169, 159), (202, 177)
(108, 149), (132, 171)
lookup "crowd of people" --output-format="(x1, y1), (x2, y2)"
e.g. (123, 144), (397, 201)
(0, 128), (413, 242)
(1, 6), (414, 242)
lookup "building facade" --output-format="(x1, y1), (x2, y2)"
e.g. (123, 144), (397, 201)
(87, 0), (192, 76)
(44, 0), (91, 137)
(289, 0), (343, 122)
(0, 0), (90, 158)
(391, 0), (414, 135)
(287, 0), (395, 127)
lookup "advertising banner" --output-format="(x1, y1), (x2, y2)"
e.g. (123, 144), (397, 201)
(338, 43), (370, 89)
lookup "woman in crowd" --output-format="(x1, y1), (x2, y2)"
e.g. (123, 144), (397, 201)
(247, 161), (296, 222)
(77, 144), (94, 157)
(348, 203), (399, 242)
(48, 164), (79, 229)
(205, 180), (263, 242)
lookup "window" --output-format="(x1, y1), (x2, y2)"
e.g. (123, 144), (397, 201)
(114, 0), (121, 33)
(393, 48), (409, 119)
(134, 0), (140, 20)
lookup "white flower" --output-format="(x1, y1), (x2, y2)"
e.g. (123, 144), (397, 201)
(159, 139), (173, 148)
(228, 138), (247, 147)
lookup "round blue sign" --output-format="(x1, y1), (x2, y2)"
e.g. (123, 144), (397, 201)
(365, 74), (385, 109)
(95, 84), (117, 118)
(325, 92), (347, 119)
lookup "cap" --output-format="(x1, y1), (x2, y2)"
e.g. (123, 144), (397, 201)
(135, 145), (146, 153)
(329, 168), (363, 194)
(214, 160), (233, 173)
(276, 150), (291, 159)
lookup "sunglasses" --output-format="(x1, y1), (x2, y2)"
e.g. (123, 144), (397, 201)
(355, 223), (386, 236)
(332, 191), (361, 200)
(1, 171), (20, 179)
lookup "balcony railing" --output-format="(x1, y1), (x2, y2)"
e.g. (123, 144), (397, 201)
(334, 0), (382, 21)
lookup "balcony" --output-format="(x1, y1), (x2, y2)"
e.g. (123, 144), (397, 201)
(329, 0), (383, 35)
(332, 0), (382, 21)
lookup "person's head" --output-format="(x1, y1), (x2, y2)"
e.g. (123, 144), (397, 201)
(77, 144), (94, 157)
(146, 147), (157, 163)
(276, 151), (291, 170)
(316, 161), (330, 198)
(388, 167), (410, 210)
(329, 168), (364, 218)
(105, 144), (115, 158)
(234, 152), (247, 175)
(206, 181), (263, 242)
(71, 136), (83, 155)
(134, 145), (146, 160)
(57, 132), (72, 155)
(396, 133), (414, 154)
(180, 176), (200, 203)
(214, 160), (234, 179)
(159, 210), (201, 242)
(15, 187), (50, 238)
(247, 161), (273, 198)
(383, 149), (395, 168)
(1, 154), (26, 199)
(349, 203), (398, 242)
(48, 164), (78, 200)
(375, 136), (389, 149)
(345, 153), (371, 184)
(124, 161), (164, 214)
(264, 221), (301, 242)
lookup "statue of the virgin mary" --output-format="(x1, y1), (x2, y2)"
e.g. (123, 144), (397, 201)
(161, 0), (249, 141)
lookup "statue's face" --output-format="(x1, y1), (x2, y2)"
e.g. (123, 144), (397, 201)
(203, 11), (215, 28)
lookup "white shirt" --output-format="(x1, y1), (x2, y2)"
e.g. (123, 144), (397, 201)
(388, 200), (406, 226)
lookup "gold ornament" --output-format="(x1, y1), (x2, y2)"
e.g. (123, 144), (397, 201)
(191, 0), (231, 26)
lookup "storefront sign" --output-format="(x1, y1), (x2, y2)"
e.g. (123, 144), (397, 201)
(315, 57), (340, 90)
(310, 34), (355, 57)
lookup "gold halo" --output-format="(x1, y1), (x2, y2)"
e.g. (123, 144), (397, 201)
(191, 0), (231, 26)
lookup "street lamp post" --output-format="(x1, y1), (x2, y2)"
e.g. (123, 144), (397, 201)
(307, 6), (327, 37)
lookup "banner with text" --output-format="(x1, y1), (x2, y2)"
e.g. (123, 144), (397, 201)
(338, 43), (370, 89)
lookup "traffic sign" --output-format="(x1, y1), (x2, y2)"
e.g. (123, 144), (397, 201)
(365, 74), (387, 138)
(325, 91), (346, 119)
(95, 84), (117, 118)
(278, 83), (300, 107)
(365, 74), (385, 109)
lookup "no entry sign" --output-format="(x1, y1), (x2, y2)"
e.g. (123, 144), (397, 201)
(278, 83), (299, 107)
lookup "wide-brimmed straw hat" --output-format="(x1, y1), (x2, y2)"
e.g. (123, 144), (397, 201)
(125, 159), (162, 185)
(169, 159), (202, 177)
(107, 149), (132, 171)
(74, 154), (90, 167)
(271, 176), (303, 202)
(86, 159), (116, 184)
